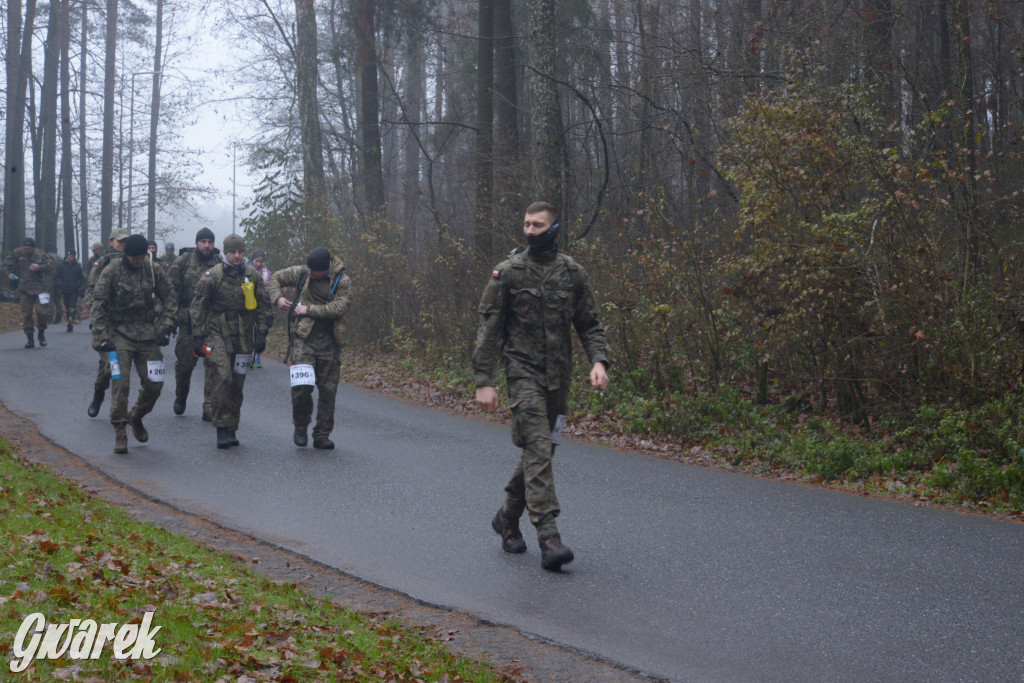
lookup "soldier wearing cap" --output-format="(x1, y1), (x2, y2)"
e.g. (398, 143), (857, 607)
(167, 228), (220, 420)
(269, 247), (351, 449)
(190, 233), (273, 448)
(162, 242), (176, 272)
(2, 237), (55, 348)
(84, 228), (129, 416)
(91, 234), (177, 453)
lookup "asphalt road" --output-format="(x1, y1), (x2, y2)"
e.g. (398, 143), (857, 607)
(1, 328), (1023, 682)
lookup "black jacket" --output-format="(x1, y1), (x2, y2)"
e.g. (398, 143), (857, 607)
(56, 258), (86, 295)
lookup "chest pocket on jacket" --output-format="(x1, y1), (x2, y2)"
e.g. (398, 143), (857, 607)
(510, 288), (542, 323)
(545, 289), (573, 319)
(115, 275), (149, 309)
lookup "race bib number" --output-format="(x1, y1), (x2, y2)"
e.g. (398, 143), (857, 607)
(147, 360), (166, 383)
(37, 293), (50, 304)
(289, 364), (315, 386)
(233, 353), (253, 375)
(551, 415), (567, 446)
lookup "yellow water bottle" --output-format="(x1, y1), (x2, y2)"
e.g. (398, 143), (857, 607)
(242, 279), (257, 310)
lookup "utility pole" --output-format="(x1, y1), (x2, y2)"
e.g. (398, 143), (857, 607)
(232, 144), (237, 233)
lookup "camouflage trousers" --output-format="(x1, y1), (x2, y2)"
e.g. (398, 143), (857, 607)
(109, 338), (164, 428)
(206, 334), (247, 430)
(94, 353), (111, 392)
(174, 330), (213, 416)
(290, 333), (341, 440)
(19, 294), (51, 333)
(501, 378), (569, 539)
(52, 292), (64, 324)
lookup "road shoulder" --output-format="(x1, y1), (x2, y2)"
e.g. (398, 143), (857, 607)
(0, 400), (655, 683)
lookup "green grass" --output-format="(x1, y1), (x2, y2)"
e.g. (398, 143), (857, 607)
(0, 436), (508, 681)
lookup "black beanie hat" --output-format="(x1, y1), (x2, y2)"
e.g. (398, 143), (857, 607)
(124, 234), (149, 256)
(23, 237), (35, 247)
(306, 247), (331, 271)
(196, 227), (215, 243)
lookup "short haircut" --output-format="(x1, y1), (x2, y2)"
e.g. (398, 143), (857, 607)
(525, 201), (558, 218)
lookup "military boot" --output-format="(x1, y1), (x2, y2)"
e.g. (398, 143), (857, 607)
(87, 388), (105, 417)
(66, 322), (73, 333)
(491, 508), (527, 553)
(539, 535), (574, 572)
(228, 430), (239, 447)
(202, 406), (213, 422)
(24, 332), (34, 349)
(293, 426), (308, 447)
(114, 426), (128, 454)
(312, 437), (334, 450)
(216, 427), (232, 449)
(126, 410), (149, 443)
(37, 328), (46, 347)
(172, 395), (186, 415)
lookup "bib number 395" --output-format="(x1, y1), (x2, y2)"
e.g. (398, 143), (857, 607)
(289, 364), (315, 386)
(233, 353), (253, 375)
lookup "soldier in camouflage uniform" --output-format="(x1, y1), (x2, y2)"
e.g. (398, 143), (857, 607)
(84, 229), (129, 417)
(473, 201), (610, 572)
(269, 247), (351, 450)
(44, 243), (63, 329)
(167, 228), (220, 420)
(190, 234), (273, 449)
(2, 237), (55, 348)
(91, 234), (177, 453)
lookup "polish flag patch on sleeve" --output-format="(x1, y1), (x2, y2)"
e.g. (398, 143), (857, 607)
(492, 269), (500, 278)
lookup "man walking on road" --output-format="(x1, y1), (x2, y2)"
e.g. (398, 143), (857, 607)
(473, 201), (611, 572)
(84, 229), (129, 417)
(167, 228), (220, 420)
(190, 234), (273, 449)
(56, 250), (86, 331)
(269, 247), (351, 449)
(2, 237), (55, 349)
(90, 234), (177, 454)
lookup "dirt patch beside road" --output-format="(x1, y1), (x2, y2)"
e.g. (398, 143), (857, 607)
(0, 400), (655, 683)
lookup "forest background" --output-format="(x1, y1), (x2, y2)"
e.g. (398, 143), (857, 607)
(4, 0), (1024, 513)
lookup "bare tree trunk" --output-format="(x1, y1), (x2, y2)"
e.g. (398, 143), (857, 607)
(476, 0), (495, 259)
(3, 0), (37, 254)
(355, 0), (384, 215)
(401, 28), (424, 245)
(60, 0), (75, 254)
(37, 0), (61, 250)
(146, 0), (164, 242)
(100, 0), (119, 242)
(79, 0), (90, 258)
(494, 0), (519, 232)
(295, 0), (328, 226)
(526, 0), (561, 203)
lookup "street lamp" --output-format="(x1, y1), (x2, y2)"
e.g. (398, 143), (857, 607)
(127, 70), (161, 235)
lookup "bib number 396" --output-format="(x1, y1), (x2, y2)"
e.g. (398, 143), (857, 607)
(289, 364), (315, 386)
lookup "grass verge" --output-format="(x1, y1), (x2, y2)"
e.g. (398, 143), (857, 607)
(0, 435), (508, 682)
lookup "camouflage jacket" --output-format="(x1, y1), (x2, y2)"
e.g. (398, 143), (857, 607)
(84, 248), (121, 308)
(268, 256), (351, 353)
(91, 256), (177, 344)
(472, 248), (610, 391)
(167, 248), (221, 329)
(190, 263), (274, 355)
(1, 248), (54, 296)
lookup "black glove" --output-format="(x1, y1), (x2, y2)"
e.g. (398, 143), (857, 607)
(253, 330), (267, 354)
(192, 336), (207, 358)
(97, 339), (116, 353)
(155, 325), (174, 347)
